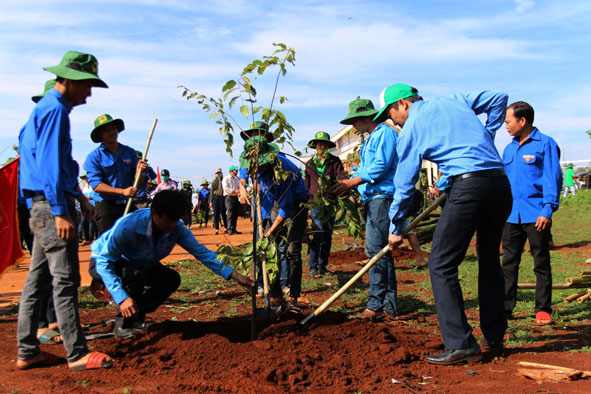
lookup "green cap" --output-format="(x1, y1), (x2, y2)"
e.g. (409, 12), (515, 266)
(201, 180), (209, 186)
(568, 163), (574, 168)
(240, 121), (275, 142)
(91, 114), (124, 143)
(32, 79), (56, 103)
(308, 131), (336, 149)
(229, 165), (238, 172)
(43, 51), (108, 88)
(340, 98), (379, 125)
(374, 83), (418, 123)
(239, 136), (280, 172)
(183, 180), (192, 185)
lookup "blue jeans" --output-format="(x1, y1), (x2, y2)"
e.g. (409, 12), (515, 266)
(308, 208), (335, 272)
(364, 197), (397, 314)
(17, 197), (88, 363)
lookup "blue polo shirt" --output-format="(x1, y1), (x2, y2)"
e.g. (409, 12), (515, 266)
(503, 127), (562, 223)
(91, 208), (234, 304)
(18, 88), (80, 215)
(258, 155), (309, 218)
(83, 143), (138, 202)
(353, 122), (398, 202)
(389, 91), (508, 234)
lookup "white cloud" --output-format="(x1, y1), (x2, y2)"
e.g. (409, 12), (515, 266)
(514, 0), (535, 13)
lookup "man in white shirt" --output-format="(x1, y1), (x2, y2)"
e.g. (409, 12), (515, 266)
(223, 165), (241, 234)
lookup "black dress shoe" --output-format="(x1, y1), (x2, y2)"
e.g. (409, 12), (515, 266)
(425, 346), (482, 365)
(481, 338), (504, 354)
(114, 327), (142, 338)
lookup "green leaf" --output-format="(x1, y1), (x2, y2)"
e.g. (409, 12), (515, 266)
(240, 105), (249, 118)
(228, 96), (238, 109)
(222, 80), (236, 92)
(279, 96), (287, 104)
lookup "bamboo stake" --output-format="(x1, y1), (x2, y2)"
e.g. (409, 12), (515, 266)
(517, 361), (591, 377)
(564, 290), (588, 303)
(566, 277), (591, 285)
(123, 118), (158, 216)
(576, 293), (591, 303)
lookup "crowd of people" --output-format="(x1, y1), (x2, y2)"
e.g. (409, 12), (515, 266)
(13, 50), (569, 372)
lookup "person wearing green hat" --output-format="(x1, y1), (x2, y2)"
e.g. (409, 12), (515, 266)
(240, 136), (309, 309)
(223, 165), (241, 234)
(83, 114), (147, 236)
(210, 167), (228, 234)
(304, 131), (346, 277)
(180, 180), (194, 229)
(17, 51), (112, 370)
(31, 79), (56, 103)
(240, 121), (275, 142)
(563, 163), (576, 197)
(381, 83), (511, 365)
(333, 98), (401, 319)
(194, 180), (211, 228)
(133, 150), (157, 209)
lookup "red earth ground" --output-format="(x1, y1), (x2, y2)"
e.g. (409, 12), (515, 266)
(1, 219), (590, 393)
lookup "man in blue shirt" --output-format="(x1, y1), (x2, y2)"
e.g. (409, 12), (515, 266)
(91, 190), (254, 338)
(380, 83), (512, 365)
(17, 51), (112, 370)
(84, 114), (147, 235)
(333, 98), (399, 319)
(240, 136), (309, 309)
(501, 101), (562, 325)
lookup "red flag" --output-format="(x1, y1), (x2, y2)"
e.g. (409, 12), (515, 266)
(0, 157), (24, 278)
(156, 166), (162, 184)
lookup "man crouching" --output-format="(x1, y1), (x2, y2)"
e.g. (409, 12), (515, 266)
(91, 190), (254, 338)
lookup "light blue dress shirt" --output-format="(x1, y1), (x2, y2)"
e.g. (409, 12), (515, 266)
(389, 91), (508, 234)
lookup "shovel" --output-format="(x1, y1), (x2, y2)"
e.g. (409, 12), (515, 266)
(299, 193), (448, 325)
(253, 181), (281, 322)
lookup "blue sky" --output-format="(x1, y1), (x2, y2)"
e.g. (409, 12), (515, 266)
(1, 0), (590, 183)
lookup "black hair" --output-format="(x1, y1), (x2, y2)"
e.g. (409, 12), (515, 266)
(55, 77), (65, 84)
(151, 190), (186, 220)
(508, 101), (534, 125)
(389, 87), (423, 111)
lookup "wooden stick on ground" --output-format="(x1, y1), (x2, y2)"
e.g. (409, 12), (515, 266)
(564, 290), (588, 303)
(576, 292), (591, 303)
(517, 361), (591, 377)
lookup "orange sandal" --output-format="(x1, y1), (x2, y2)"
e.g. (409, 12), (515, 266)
(69, 351), (113, 371)
(535, 311), (552, 325)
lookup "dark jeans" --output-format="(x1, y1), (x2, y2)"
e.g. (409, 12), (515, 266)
(17, 203), (33, 253)
(198, 203), (210, 226)
(225, 195), (240, 233)
(212, 195), (227, 230)
(428, 174), (512, 350)
(113, 260), (181, 329)
(502, 223), (552, 314)
(308, 208), (336, 272)
(17, 197), (88, 363)
(78, 212), (97, 242)
(269, 202), (308, 299)
(363, 198), (397, 314)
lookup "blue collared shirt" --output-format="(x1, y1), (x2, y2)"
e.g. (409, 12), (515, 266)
(503, 128), (562, 223)
(136, 166), (157, 198)
(389, 91), (508, 234)
(353, 123), (399, 202)
(18, 88), (80, 215)
(91, 208), (234, 304)
(258, 155), (309, 218)
(83, 143), (138, 201)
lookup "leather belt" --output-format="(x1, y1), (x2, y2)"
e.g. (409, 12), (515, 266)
(451, 168), (506, 183)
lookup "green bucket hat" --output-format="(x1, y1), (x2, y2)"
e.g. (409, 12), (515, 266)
(182, 180), (192, 185)
(373, 83), (419, 123)
(229, 165), (238, 172)
(44, 51), (108, 88)
(239, 136), (280, 172)
(240, 121), (275, 142)
(568, 163), (574, 168)
(201, 180), (209, 186)
(340, 98), (379, 125)
(307, 131), (336, 149)
(32, 79), (56, 103)
(91, 114), (125, 143)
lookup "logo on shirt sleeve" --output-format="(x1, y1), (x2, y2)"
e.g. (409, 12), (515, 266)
(124, 159), (131, 165)
(523, 155), (535, 163)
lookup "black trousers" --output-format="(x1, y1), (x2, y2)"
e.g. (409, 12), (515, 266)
(502, 223), (552, 314)
(428, 174), (512, 350)
(212, 195), (227, 230)
(225, 196), (240, 233)
(114, 261), (181, 329)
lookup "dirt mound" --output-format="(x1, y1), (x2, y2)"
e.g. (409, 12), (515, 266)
(329, 247), (421, 266)
(92, 312), (434, 392)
